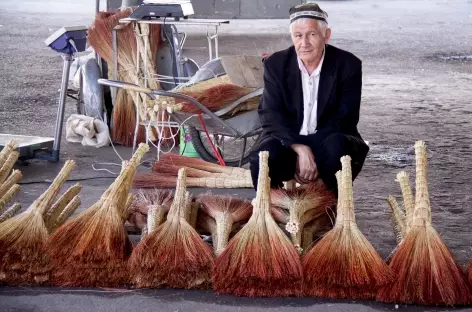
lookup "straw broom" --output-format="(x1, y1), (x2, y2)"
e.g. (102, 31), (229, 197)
(377, 141), (472, 305)
(213, 151), (304, 297)
(47, 143), (149, 287)
(0, 160), (76, 285)
(129, 168), (215, 289)
(303, 158), (395, 299)
(197, 194), (252, 255)
(271, 181), (336, 252)
(133, 172), (253, 189)
(152, 154), (251, 178)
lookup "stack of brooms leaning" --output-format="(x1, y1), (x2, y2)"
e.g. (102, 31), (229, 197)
(1, 140), (472, 307)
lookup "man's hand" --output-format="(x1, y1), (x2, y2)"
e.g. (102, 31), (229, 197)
(290, 144), (318, 184)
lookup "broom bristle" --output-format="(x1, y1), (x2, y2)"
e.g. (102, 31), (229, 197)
(377, 141), (472, 306)
(177, 84), (254, 113)
(376, 226), (472, 305)
(213, 151), (303, 297)
(303, 161), (394, 299)
(129, 168), (215, 289)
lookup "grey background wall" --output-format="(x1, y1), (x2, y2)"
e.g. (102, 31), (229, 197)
(107, 0), (301, 18)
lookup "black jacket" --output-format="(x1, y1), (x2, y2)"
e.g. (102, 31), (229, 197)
(258, 44), (365, 147)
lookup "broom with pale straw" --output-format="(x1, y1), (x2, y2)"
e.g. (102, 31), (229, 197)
(0, 160), (76, 285)
(213, 151), (304, 297)
(129, 168), (215, 289)
(303, 158), (395, 299)
(47, 143), (149, 287)
(197, 194), (252, 255)
(377, 141), (472, 306)
(134, 172), (253, 189)
(0, 143), (22, 211)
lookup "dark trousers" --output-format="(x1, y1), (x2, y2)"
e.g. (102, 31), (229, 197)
(249, 133), (369, 192)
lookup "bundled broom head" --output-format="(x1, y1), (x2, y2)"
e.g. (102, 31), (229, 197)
(213, 151), (304, 297)
(303, 158), (395, 299)
(129, 168), (215, 289)
(47, 143), (149, 288)
(152, 153), (251, 178)
(270, 180), (336, 252)
(197, 193), (252, 255)
(377, 141), (472, 306)
(127, 189), (174, 230)
(0, 160), (76, 285)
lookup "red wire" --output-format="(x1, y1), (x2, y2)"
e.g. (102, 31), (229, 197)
(197, 114), (226, 166)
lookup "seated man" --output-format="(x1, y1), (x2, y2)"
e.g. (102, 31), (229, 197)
(250, 3), (369, 192)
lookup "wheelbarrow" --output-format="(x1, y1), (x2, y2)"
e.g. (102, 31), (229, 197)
(97, 78), (263, 167)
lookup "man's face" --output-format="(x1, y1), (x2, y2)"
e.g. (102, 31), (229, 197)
(291, 19), (331, 64)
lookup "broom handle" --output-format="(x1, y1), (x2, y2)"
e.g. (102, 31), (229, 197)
(215, 213), (233, 256)
(412, 141), (432, 226)
(0, 170), (22, 199)
(0, 184), (20, 213)
(340, 156), (356, 224)
(0, 203), (22, 223)
(387, 195), (407, 238)
(396, 171), (414, 232)
(168, 168), (188, 219)
(147, 205), (160, 233)
(0, 151), (19, 185)
(45, 183), (82, 227)
(0, 141), (17, 170)
(333, 171), (344, 225)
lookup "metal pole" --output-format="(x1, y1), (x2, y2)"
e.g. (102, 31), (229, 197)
(52, 54), (74, 161)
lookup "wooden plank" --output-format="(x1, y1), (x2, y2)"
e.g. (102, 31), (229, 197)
(219, 55), (264, 88)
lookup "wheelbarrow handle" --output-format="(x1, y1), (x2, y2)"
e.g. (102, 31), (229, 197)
(98, 79), (153, 94)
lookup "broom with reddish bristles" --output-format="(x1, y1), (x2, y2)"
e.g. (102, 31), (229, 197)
(377, 141), (472, 306)
(129, 168), (215, 289)
(0, 160), (76, 285)
(47, 143), (149, 287)
(197, 194), (252, 255)
(303, 158), (395, 299)
(134, 172), (253, 189)
(270, 181), (336, 252)
(127, 189), (174, 230)
(213, 151), (304, 297)
(152, 154), (251, 178)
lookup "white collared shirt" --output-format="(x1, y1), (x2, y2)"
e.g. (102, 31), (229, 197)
(298, 51), (325, 136)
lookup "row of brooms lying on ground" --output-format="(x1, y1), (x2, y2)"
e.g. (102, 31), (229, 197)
(0, 140), (472, 306)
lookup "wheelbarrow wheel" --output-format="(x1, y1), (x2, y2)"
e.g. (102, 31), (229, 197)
(188, 126), (261, 167)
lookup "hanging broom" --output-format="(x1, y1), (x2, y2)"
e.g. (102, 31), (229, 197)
(377, 141), (472, 306)
(129, 168), (215, 289)
(134, 172), (253, 189)
(152, 154), (251, 178)
(197, 194), (252, 255)
(271, 181), (336, 252)
(47, 143), (149, 287)
(213, 151), (304, 297)
(0, 160), (76, 285)
(303, 158), (395, 299)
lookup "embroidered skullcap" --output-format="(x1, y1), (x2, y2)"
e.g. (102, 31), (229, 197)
(289, 2), (328, 24)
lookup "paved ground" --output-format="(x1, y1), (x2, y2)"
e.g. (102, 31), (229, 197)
(1, 0), (472, 311)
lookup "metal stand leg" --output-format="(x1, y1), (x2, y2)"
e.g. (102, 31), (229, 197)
(206, 26), (220, 60)
(52, 54), (73, 161)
